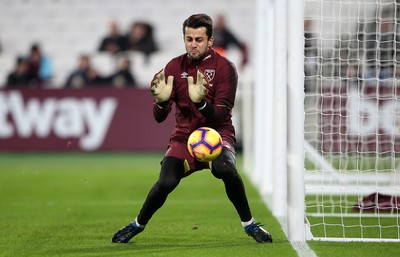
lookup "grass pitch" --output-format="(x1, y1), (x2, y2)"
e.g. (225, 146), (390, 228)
(0, 153), (399, 257)
(0, 153), (294, 257)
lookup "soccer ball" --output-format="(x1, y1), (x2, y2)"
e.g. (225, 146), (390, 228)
(187, 127), (223, 162)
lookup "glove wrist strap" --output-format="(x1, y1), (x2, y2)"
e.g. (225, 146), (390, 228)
(197, 101), (207, 110)
(156, 100), (169, 109)
(194, 101), (214, 118)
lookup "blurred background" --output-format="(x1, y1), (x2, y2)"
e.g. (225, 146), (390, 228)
(0, 0), (254, 152)
(0, 0), (254, 88)
(1, 0), (399, 154)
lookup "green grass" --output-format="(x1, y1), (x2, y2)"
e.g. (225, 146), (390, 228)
(0, 153), (294, 257)
(306, 194), (400, 239)
(1, 153), (399, 257)
(305, 153), (397, 172)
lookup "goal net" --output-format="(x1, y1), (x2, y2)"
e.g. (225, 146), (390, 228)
(304, 0), (400, 241)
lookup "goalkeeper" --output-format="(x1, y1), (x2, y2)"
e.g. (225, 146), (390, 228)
(112, 13), (272, 244)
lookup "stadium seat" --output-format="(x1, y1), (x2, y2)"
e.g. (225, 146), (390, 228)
(91, 52), (116, 77)
(0, 0), (254, 88)
(0, 54), (15, 87)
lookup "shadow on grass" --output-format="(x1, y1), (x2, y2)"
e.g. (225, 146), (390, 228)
(46, 237), (288, 257)
(45, 235), (285, 257)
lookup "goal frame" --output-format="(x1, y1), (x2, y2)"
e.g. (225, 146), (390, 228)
(247, 0), (306, 242)
(246, 0), (400, 243)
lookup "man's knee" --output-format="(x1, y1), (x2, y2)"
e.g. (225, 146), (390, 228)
(157, 157), (183, 191)
(211, 150), (237, 179)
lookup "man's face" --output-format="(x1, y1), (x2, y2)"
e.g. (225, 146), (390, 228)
(184, 27), (213, 60)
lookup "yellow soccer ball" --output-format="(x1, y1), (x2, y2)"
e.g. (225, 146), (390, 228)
(187, 127), (223, 162)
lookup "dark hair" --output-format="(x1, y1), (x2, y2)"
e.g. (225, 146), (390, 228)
(182, 14), (213, 39)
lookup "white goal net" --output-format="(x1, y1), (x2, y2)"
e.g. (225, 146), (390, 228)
(304, 0), (400, 241)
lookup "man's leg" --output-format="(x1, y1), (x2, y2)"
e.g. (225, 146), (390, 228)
(211, 150), (252, 221)
(211, 149), (273, 243)
(137, 157), (184, 225)
(112, 157), (184, 243)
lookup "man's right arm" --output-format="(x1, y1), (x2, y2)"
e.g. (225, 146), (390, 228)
(150, 69), (173, 123)
(152, 100), (171, 123)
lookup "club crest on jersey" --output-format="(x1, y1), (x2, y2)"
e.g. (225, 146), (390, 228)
(204, 69), (215, 82)
(180, 72), (189, 78)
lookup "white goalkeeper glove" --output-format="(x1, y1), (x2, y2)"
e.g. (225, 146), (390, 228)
(150, 69), (173, 103)
(187, 69), (208, 103)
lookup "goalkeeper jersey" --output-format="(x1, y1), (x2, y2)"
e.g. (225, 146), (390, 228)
(152, 48), (237, 150)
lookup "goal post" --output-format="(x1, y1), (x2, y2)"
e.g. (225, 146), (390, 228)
(287, 0), (306, 242)
(248, 0), (305, 242)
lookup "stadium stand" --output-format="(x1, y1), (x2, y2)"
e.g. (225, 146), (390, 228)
(0, 0), (254, 88)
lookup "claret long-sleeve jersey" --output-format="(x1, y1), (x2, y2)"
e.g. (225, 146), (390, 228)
(152, 48), (238, 150)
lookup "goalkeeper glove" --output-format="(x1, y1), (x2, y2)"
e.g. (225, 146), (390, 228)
(150, 69), (173, 103)
(187, 69), (208, 103)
